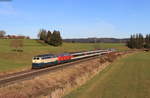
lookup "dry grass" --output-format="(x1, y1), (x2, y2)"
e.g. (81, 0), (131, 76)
(0, 52), (129, 98)
(0, 67), (30, 77)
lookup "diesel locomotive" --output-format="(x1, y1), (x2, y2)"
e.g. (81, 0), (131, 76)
(32, 53), (72, 68)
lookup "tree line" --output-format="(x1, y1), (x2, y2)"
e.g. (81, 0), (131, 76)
(127, 33), (150, 49)
(38, 29), (62, 46)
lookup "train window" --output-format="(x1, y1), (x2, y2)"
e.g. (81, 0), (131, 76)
(43, 56), (50, 59)
(37, 57), (39, 60)
(42, 56), (51, 59)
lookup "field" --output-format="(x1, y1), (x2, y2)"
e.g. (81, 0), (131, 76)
(0, 39), (128, 72)
(64, 52), (150, 98)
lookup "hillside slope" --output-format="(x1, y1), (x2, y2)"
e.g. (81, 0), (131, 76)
(64, 52), (150, 98)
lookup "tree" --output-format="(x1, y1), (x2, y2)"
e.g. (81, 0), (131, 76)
(138, 33), (144, 48)
(38, 29), (47, 41)
(37, 29), (63, 46)
(0, 30), (6, 37)
(46, 30), (52, 44)
(127, 35), (134, 48)
(132, 34), (136, 48)
(127, 33), (144, 49)
(10, 39), (24, 52)
(144, 34), (150, 48)
(50, 30), (62, 46)
(26, 36), (30, 39)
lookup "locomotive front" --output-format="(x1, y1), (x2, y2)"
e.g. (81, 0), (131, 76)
(32, 54), (58, 69)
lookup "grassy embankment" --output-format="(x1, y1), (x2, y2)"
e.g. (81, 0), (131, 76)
(0, 39), (128, 72)
(64, 52), (150, 98)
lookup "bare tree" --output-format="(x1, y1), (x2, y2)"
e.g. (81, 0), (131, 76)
(0, 30), (6, 37)
(10, 39), (24, 52)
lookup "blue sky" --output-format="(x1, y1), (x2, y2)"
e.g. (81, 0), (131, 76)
(0, 0), (150, 38)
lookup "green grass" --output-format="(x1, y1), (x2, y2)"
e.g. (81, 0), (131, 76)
(98, 43), (129, 51)
(0, 39), (128, 72)
(64, 52), (150, 98)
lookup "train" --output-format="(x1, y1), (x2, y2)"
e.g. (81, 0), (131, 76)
(32, 49), (115, 69)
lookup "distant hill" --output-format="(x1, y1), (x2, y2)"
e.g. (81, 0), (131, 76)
(63, 38), (129, 43)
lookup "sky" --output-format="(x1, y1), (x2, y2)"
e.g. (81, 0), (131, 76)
(0, 0), (150, 38)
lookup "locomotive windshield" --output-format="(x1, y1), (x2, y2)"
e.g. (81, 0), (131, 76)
(33, 57), (40, 60)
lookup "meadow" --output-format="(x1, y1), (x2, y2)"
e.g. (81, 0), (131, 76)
(0, 39), (128, 72)
(64, 52), (150, 98)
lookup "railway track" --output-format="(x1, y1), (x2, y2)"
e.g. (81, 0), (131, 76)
(0, 50), (113, 88)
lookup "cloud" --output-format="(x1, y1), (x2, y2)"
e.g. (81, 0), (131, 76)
(0, 2), (16, 15)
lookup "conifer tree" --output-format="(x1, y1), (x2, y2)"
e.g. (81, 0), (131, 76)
(145, 34), (150, 48)
(50, 30), (62, 46)
(37, 29), (63, 46)
(138, 33), (144, 48)
(127, 33), (144, 49)
(38, 29), (47, 41)
(46, 30), (52, 44)
(132, 34), (136, 48)
(127, 35), (133, 48)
